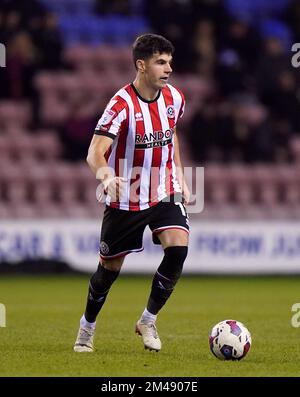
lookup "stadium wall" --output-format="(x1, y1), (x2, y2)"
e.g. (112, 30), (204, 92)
(0, 220), (299, 274)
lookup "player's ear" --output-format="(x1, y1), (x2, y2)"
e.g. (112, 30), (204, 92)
(136, 59), (145, 73)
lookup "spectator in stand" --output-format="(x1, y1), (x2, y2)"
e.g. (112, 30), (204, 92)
(145, 0), (195, 72)
(191, 19), (216, 77)
(285, 0), (300, 41)
(34, 12), (63, 70)
(59, 101), (97, 162)
(94, 0), (131, 15)
(3, 31), (39, 101)
(256, 36), (291, 101)
(263, 70), (300, 133)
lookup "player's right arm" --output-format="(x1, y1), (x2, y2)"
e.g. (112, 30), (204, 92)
(87, 96), (128, 200)
(87, 134), (114, 183)
(87, 134), (126, 201)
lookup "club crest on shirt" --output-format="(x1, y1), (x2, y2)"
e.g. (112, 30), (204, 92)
(166, 105), (175, 118)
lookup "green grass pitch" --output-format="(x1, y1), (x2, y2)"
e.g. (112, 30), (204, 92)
(0, 274), (300, 377)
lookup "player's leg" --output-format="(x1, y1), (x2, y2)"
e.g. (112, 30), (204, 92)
(136, 200), (189, 351)
(146, 228), (188, 315)
(74, 256), (124, 353)
(140, 229), (188, 319)
(74, 205), (149, 352)
(136, 230), (188, 352)
(84, 256), (125, 323)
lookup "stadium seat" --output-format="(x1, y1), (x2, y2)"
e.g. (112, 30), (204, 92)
(0, 101), (32, 128)
(37, 202), (65, 218)
(0, 203), (13, 219)
(259, 184), (279, 205)
(234, 184), (254, 205)
(11, 203), (38, 218)
(12, 134), (38, 162)
(63, 203), (91, 218)
(1, 164), (29, 204)
(63, 45), (94, 69)
(33, 131), (62, 161)
(29, 164), (55, 204)
(40, 96), (70, 125)
(34, 72), (60, 93)
(290, 137), (300, 163)
(238, 204), (269, 220)
(49, 163), (80, 204)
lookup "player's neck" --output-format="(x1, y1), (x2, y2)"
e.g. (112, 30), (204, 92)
(132, 78), (160, 101)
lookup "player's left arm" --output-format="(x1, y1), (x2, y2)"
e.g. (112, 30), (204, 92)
(173, 127), (190, 205)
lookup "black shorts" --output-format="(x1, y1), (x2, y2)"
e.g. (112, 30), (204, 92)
(99, 195), (189, 259)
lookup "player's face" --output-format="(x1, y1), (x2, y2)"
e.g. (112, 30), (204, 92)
(143, 52), (173, 90)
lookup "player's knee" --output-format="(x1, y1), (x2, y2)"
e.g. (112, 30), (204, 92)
(101, 256), (124, 272)
(159, 229), (189, 248)
(158, 246), (188, 284)
(90, 262), (120, 293)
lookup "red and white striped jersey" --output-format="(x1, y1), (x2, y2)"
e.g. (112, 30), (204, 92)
(94, 83), (185, 211)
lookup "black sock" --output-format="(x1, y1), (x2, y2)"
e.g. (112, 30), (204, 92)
(147, 246), (188, 315)
(84, 263), (120, 323)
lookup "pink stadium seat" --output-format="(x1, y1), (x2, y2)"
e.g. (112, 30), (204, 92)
(34, 72), (60, 93)
(12, 133), (37, 161)
(40, 97), (70, 125)
(63, 203), (91, 218)
(80, 73), (111, 98)
(259, 183), (279, 205)
(50, 163), (79, 203)
(234, 184), (254, 205)
(209, 183), (231, 204)
(266, 204), (295, 220)
(238, 204), (267, 220)
(290, 205), (300, 219)
(63, 45), (94, 68)
(3, 127), (25, 139)
(12, 203), (38, 218)
(29, 165), (54, 204)
(290, 137), (300, 163)
(285, 185), (300, 205)
(93, 46), (119, 71)
(205, 164), (227, 184)
(252, 165), (277, 184)
(227, 165), (253, 183)
(0, 203), (13, 218)
(1, 164), (28, 203)
(0, 101), (32, 128)
(0, 135), (11, 159)
(116, 47), (135, 73)
(57, 73), (82, 94)
(88, 200), (103, 217)
(33, 131), (62, 160)
(37, 203), (65, 218)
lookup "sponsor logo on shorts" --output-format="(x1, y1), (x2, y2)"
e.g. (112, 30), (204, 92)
(100, 241), (109, 255)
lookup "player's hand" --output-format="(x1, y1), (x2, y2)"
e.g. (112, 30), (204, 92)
(104, 177), (127, 202)
(182, 182), (190, 205)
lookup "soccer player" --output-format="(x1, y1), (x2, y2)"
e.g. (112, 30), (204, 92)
(74, 33), (190, 353)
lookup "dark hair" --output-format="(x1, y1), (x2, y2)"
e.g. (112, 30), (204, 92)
(132, 33), (174, 68)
